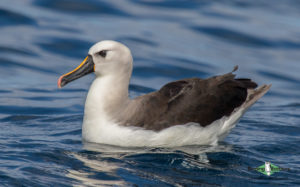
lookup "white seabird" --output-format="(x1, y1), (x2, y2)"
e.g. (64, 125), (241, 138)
(58, 40), (271, 147)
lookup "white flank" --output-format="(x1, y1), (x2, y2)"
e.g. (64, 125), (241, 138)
(82, 105), (245, 147)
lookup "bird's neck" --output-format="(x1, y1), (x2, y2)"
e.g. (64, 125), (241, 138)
(82, 74), (130, 142)
(84, 74), (130, 120)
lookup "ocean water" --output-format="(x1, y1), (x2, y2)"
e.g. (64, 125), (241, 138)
(0, 0), (299, 186)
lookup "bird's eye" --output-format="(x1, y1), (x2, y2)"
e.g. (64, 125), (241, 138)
(98, 50), (107, 58)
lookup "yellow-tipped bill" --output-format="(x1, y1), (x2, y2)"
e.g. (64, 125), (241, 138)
(58, 55), (94, 88)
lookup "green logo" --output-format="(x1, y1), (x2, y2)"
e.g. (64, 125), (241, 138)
(248, 162), (290, 176)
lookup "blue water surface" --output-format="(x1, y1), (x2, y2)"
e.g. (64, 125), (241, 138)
(0, 0), (299, 186)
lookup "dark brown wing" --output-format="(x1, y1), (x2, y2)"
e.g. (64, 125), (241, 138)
(124, 71), (257, 131)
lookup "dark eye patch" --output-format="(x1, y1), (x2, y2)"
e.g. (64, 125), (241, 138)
(98, 50), (107, 58)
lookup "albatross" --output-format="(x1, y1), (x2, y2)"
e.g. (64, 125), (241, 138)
(58, 40), (271, 147)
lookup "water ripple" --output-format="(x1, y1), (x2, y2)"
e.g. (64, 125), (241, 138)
(191, 26), (300, 49)
(257, 70), (299, 84)
(131, 0), (207, 9)
(36, 37), (92, 58)
(0, 57), (56, 74)
(34, 0), (131, 17)
(0, 105), (71, 115)
(0, 46), (36, 56)
(118, 36), (159, 47)
(0, 8), (36, 26)
(134, 65), (206, 79)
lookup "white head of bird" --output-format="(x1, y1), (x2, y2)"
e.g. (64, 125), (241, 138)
(88, 40), (133, 77)
(58, 40), (133, 88)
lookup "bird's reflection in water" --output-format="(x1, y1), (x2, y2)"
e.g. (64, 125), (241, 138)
(67, 142), (233, 186)
(66, 153), (127, 186)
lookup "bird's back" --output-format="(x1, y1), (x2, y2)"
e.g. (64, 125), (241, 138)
(120, 69), (269, 131)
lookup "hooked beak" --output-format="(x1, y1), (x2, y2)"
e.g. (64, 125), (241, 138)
(58, 55), (95, 88)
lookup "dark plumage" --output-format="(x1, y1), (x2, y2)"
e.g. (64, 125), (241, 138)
(121, 66), (266, 131)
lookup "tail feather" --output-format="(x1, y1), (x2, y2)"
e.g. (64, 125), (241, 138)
(219, 84), (271, 137)
(243, 84), (271, 110)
